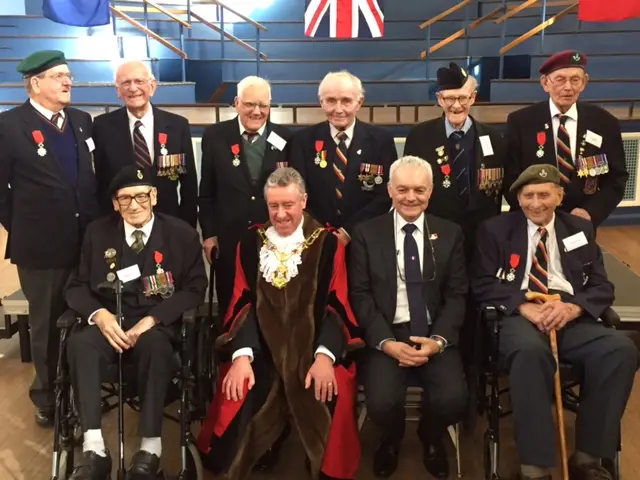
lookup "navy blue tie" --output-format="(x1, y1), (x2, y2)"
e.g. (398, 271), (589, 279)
(402, 223), (430, 337)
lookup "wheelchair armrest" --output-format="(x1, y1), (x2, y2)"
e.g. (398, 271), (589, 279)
(600, 307), (621, 329)
(181, 308), (197, 325)
(56, 309), (81, 329)
(482, 306), (499, 323)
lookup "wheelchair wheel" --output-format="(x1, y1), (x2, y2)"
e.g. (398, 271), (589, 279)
(483, 431), (500, 480)
(177, 442), (203, 480)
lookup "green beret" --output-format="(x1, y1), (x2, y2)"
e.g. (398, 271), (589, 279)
(17, 50), (68, 77)
(509, 164), (562, 193)
(109, 165), (154, 197)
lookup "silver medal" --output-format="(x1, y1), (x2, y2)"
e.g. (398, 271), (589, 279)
(38, 147), (47, 157)
(506, 271), (515, 282)
(443, 178), (451, 188)
(160, 147), (168, 156)
(374, 175), (383, 185)
(536, 150), (544, 158)
(232, 158), (240, 167)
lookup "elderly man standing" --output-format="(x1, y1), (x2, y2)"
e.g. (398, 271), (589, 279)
(404, 62), (506, 259)
(504, 51), (628, 227)
(472, 164), (638, 480)
(289, 71), (397, 244)
(93, 60), (198, 228)
(0, 50), (100, 426)
(197, 167), (362, 480)
(199, 76), (292, 319)
(65, 165), (207, 479)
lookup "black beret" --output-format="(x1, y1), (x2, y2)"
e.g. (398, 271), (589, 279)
(509, 164), (562, 193)
(539, 50), (587, 75)
(436, 62), (469, 91)
(17, 50), (68, 77)
(109, 165), (154, 197)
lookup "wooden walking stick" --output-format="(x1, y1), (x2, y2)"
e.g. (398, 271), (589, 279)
(525, 292), (569, 480)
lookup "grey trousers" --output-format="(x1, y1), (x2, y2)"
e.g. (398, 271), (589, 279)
(499, 315), (639, 467)
(17, 266), (74, 410)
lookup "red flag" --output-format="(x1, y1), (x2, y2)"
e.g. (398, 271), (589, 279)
(579, 0), (640, 22)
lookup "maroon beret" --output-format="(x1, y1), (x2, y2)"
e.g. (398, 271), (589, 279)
(539, 50), (587, 75)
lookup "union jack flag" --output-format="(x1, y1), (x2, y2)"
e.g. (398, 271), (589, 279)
(304, 0), (384, 38)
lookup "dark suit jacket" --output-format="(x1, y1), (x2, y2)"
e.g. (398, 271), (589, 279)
(65, 213), (207, 327)
(471, 210), (613, 320)
(504, 101), (628, 227)
(198, 117), (292, 246)
(93, 106), (198, 228)
(349, 211), (468, 348)
(289, 120), (397, 234)
(404, 116), (506, 256)
(0, 101), (100, 269)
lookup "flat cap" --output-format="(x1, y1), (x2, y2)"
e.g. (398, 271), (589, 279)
(437, 62), (468, 91)
(109, 165), (154, 197)
(17, 50), (68, 77)
(509, 164), (561, 193)
(539, 50), (587, 75)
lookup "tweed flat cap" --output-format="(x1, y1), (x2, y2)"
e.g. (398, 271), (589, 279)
(17, 50), (68, 77)
(109, 165), (154, 197)
(539, 50), (587, 75)
(509, 164), (562, 193)
(437, 62), (469, 91)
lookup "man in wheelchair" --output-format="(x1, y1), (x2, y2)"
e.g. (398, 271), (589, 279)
(63, 165), (207, 479)
(196, 167), (363, 480)
(472, 164), (639, 480)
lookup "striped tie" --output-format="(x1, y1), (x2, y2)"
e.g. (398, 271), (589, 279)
(528, 228), (549, 294)
(133, 120), (153, 168)
(244, 131), (258, 143)
(334, 131), (348, 201)
(450, 130), (469, 201)
(51, 112), (62, 130)
(556, 115), (574, 184)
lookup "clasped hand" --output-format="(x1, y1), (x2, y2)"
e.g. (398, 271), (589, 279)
(519, 300), (581, 333)
(382, 337), (440, 368)
(94, 311), (156, 353)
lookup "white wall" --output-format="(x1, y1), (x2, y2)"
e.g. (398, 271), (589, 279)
(0, 2), (26, 15)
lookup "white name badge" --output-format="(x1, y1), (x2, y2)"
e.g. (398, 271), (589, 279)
(585, 130), (602, 148)
(117, 264), (141, 283)
(562, 231), (588, 252)
(267, 131), (287, 151)
(85, 137), (96, 152)
(479, 135), (494, 156)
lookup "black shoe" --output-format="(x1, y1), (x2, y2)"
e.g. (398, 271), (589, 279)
(69, 450), (112, 480)
(373, 437), (399, 478)
(35, 407), (54, 427)
(423, 438), (449, 479)
(127, 450), (161, 479)
(253, 423), (291, 472)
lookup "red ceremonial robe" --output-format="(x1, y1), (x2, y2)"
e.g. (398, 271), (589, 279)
(197, 214), (364, 480)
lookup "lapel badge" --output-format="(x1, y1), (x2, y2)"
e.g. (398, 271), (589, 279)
(137, 169), (143, 179)
(357, 149), (362, 155)
(435, 145), (445, 158)
(429, 233), (438, 240)
(106, 272), (116, 282)
(105, 248), (117, 260)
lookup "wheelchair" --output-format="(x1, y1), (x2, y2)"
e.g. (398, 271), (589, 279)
(50, 306), (217, 480)
(477, 305), (625, 480)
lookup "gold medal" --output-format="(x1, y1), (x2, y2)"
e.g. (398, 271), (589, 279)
(319, 159), (327, 168)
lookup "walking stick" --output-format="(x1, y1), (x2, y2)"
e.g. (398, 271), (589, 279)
(525, 292), (569, 480)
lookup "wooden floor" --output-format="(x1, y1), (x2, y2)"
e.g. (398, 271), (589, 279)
(1, 226), (640, 480)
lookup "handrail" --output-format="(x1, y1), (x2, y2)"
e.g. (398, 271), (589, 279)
(207, 0), (267, 32)
(495, 0), (538, 24)
(189, 10), (268, 60)
(419, 0), (473, 29)
(500, 3), (578, 54)
(110, 6), (188, 58)
(419, 4), (505, 58)
(144, 0), (191, 28)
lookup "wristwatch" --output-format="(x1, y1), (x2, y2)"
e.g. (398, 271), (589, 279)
(431, 336), (446, 354)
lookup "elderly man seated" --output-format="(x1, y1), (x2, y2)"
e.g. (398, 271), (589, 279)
(472, 164), (639, 480)
(64, 165), (207, 480)
(197, 167), (363, 480)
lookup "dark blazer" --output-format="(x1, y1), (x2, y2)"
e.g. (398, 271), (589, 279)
(93, 106), (198, 228)
(404, 116), (506, 256)
(65, 213), (207, 327)
(289, 120), (397, 234)
(349, 211), (468, 348)
(471, 210), (613, 320)
(504, 101), (628, 227)
(0, 101), (100, 269)
(198, 117), (292, 244)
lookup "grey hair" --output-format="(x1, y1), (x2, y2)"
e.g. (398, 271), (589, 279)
(389, 155), (433, 184)
(237, 75), (272, 100)
(114, 60), (155, 83)
(264, 167), (306, 197)
(318, 70), (365, 99)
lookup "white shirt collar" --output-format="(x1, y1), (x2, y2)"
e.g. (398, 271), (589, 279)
(265, 218), (305, 248)
(549, 98), (578, 122)
(527, 213), (555, 238)
(238, 116), (267, 137)
(127, 105), (154, 130)
(124, 214), (155, 243)
(395, 210), (424, 235)
(30, 98), (65, 121)
(329, 119), (356, 142)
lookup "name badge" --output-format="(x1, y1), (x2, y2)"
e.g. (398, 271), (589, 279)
(85, 137), (96, 152)
(585, 130), (602, 148)
(479, 135), (494, 156)
(562, 232), (588, 252)
(267, 131), (287, 151)
(117, 264), (141, 283)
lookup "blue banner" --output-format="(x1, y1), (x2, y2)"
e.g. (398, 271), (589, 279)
(43, 0), (111, 27)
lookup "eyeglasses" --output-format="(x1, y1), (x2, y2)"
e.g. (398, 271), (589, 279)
(547, 75), (584, 87)
(41, 72), (73, 83)
(116, 190), (152, 207)
(439, 95), (473, 106)
(239, 100), (270, 110)
(117, 78), (152, 89)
